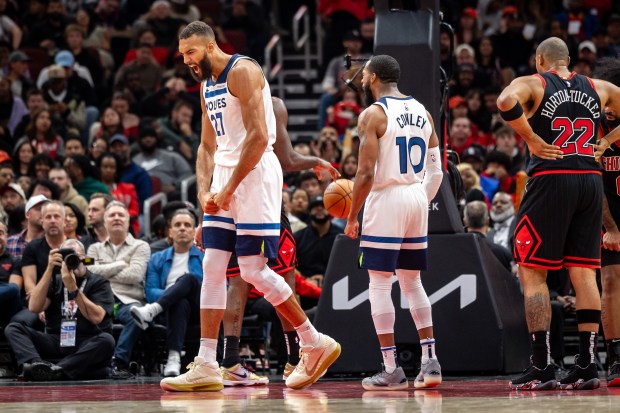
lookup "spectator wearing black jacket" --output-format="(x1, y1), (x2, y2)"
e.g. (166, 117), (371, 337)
(25, 0), (69, 51)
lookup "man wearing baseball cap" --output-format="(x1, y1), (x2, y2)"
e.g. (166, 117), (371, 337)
(5, 51), (33, 100)
(0, 183), (26, 216)
(7, 195), (48, 260)
(36, 50), (94, 89)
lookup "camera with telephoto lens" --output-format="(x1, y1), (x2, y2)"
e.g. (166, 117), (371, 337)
(58, 248), (82, 270)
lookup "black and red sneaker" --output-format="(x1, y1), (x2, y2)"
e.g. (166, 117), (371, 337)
(509, 362), (557, 390)
(558, 356), (600, 390)
(607, 361), (620, 387)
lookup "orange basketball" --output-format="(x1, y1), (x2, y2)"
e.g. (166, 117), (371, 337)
(323, 179), (354, 219)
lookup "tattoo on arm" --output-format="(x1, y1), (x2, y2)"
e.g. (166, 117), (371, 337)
(357, 114), (368, 144)
(525, 292), (551, 332)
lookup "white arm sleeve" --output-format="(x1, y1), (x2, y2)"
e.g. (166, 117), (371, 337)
(423, 147), (443, 202)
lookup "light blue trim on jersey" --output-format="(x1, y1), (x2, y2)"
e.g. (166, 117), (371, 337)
(204, 88), (228, 98)
(236, 223), (281, 230)
(360, 235), (402, 243)
(360, 235), (427, 244)
(203, 215), (235, 224)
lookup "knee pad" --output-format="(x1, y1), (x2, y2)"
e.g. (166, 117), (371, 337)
(396, 269), (433, 329)
(238, 255), (292, 306)
(369, 271), (395, 335)
(200, 249), (232, 309)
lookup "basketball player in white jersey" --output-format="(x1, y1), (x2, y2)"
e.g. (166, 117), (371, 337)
(161, 21), (340, 392)
(344, 55), (444, 390)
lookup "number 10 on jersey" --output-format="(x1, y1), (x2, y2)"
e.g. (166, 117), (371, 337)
(396, 136), (426, 174)
(211, 112), (226, 136)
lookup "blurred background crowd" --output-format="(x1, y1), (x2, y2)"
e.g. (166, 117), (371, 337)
(0, 0), (619, 378)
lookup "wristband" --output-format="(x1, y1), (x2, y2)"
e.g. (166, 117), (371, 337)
(499, 101), (524, 122)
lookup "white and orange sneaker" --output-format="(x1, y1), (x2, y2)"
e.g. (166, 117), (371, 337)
(283, 362), (296, 380)
(220, 363), (269, 386)
(285, 333), (341, 390)
(160, 357), (224, 392)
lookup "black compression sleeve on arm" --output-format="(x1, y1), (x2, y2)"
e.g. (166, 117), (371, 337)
(499, 101), (524, 122)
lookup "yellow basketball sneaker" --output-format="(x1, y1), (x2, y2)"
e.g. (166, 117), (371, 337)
(285, 333), (341, 390)
(160, 357), (224, 392)
(221, 363), (269, 386)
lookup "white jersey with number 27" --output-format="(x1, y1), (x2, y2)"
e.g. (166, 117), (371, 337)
(202, 54), (277, 167)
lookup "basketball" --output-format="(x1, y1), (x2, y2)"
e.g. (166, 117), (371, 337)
(323, 179), (354, 219)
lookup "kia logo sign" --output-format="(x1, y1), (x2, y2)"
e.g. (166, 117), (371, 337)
(332, 274), (477, 310)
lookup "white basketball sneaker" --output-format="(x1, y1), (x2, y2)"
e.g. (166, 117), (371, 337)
(285, 333), (341, 390)
(160, 357), (224, 392)
(414, 358), (442, 388)
(220, 363), (269, 386)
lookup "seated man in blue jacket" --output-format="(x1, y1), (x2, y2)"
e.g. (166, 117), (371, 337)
(130, 209), (203, 376)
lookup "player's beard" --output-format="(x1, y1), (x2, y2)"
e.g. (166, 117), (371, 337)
(490, 206), (514, 224)
(189, 56), (213, 82)
(363, 85), (375, 107)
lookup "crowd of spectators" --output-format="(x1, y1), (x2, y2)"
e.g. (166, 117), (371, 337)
(1, 0), (620, 379)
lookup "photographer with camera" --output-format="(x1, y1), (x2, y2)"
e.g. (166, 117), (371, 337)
(3, 238), (115, 381)
(12, 200), (67, 329)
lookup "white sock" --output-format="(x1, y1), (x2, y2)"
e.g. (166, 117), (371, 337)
(167, 349), (180, 361)
(197, 338), (218, 363)
(381, 346), (398, 373)
(294, 319), (320, 347)
(420, 338), (436, 362)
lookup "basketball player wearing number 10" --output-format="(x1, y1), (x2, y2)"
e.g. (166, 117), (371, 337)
(161, 21), (340, 392)
(497, 37), (620, 390)
(344, 55), (444, 391)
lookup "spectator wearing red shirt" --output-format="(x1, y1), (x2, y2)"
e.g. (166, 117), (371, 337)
(448, 116), (476, 156)
(27, 108), (64, 161)
(123, 28), (170, 67)
(325, 88), (361, 136)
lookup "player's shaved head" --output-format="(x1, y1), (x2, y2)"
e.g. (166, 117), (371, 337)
(536, 37), (569, 63)
(179, 21), (214, 41)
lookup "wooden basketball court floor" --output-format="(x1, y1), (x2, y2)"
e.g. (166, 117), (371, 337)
(1, 376), (619, 412)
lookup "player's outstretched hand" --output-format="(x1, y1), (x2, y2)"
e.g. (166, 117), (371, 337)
(528, 134), (563, 160)
(200, 191), (220, 215)
(603, 229), (620, 252)
(314, 159), (340, 181)
(344, 219), (359, 239)
(594, 137), (610, 162)
(213, 190), (233, 211)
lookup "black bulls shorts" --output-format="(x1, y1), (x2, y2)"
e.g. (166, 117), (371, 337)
(226, 210), (297, 277)
(514, 171), (602, 270)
